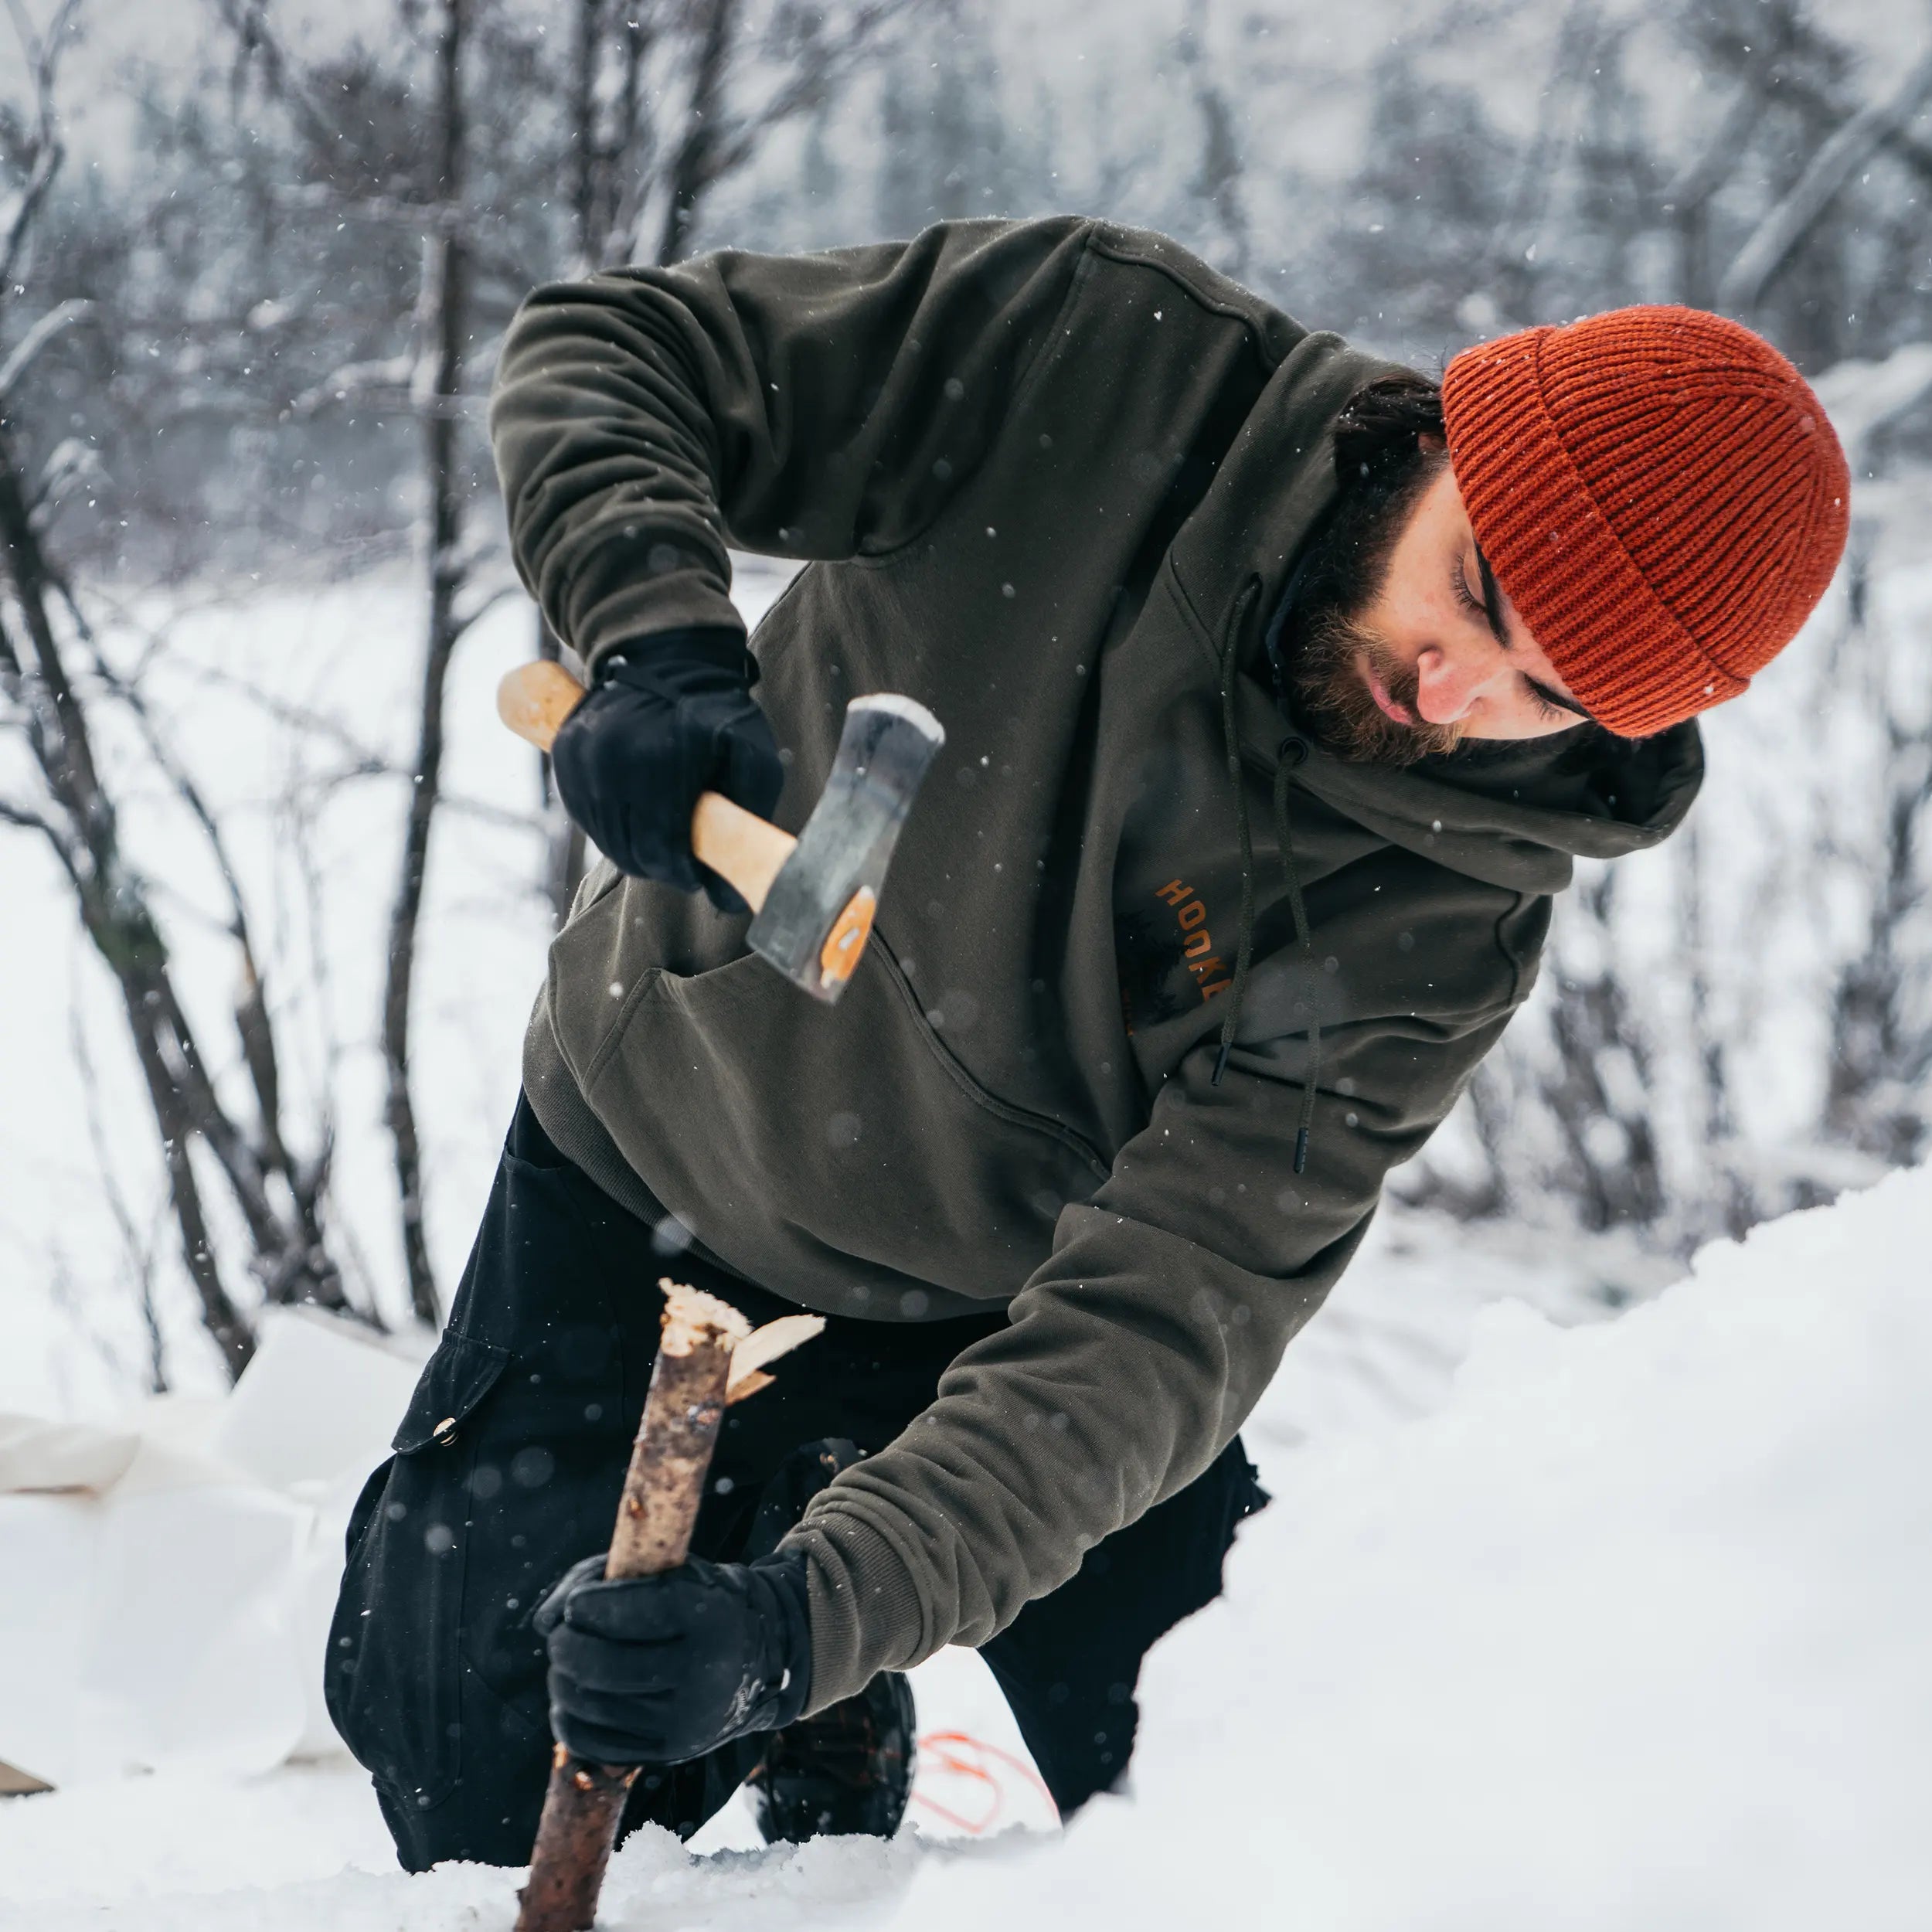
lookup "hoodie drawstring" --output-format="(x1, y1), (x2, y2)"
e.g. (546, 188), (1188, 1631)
(1213, 587), (1260, 1090)
(1271, 755), (1321, 1175)
(1213, 586), (1321, 1176)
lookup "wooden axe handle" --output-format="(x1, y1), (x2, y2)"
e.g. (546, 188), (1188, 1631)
(497, 659), (795, 915)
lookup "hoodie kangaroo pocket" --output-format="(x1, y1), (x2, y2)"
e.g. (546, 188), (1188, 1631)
(588, 930), (1109, 1312)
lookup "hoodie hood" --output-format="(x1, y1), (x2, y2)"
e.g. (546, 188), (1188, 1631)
(1270, 696), (1705, 895)
(1165, 311), (1706, 900)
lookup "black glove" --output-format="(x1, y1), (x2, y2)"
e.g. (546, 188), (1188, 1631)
(535, 1548), (812, 1767)
(549, 628), (783, 914)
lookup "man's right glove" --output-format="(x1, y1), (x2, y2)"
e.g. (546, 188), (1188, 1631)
(549, 628), (784, 914)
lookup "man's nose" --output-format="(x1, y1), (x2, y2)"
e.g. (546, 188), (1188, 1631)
(1413, 644), (1495, 725)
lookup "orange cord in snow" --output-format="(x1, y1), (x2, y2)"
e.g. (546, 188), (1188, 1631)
(910, 1730), (1059, 1835)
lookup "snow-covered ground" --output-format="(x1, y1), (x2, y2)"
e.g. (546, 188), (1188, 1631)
(4, 1158), (1927, 1928)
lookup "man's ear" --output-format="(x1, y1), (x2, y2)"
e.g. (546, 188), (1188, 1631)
(1418, 430), (1447, 454)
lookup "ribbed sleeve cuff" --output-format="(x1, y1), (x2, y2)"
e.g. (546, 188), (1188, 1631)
(571, 570), (746, 680)
(781, 1512), (931, 1715)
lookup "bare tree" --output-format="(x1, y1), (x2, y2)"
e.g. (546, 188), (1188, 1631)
(382, 0), (481, 1329)
(0, 0), (355, 1379)
(1175, 0), (1249, 276)
(1657, 19), (1792, 309)
(534, 0), (903, 922)
(1822, 711), (1932, 1166)
(1810, 395), (1932, 1171)
(1719, 38), (1932, 315)
(213, 0), (526, 1328)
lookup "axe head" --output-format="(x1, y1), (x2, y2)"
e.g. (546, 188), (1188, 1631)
(750, 694), (944, 1002)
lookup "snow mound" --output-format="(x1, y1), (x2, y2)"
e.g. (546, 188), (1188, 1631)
(911, 1160), (1932, 1932)
(4, 1165), (1928, 1930)
(5, 1810), (923, 1932)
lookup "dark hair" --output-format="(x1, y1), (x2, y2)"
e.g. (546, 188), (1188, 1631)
(1331, 374), (1446, 498)
(1282, 375), (1448, 647)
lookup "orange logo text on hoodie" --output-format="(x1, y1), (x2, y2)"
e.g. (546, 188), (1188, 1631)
(1155, 879), (1232, 1000)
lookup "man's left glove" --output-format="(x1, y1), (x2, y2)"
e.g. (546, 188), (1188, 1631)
(534, 1548), (812, 1766)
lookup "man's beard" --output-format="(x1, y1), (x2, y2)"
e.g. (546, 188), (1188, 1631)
(1289, 605), (1467, 767)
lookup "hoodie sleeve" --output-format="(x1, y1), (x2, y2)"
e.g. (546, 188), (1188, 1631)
(488, 217), (1094, 676)
(783, 995), (1519, 1711)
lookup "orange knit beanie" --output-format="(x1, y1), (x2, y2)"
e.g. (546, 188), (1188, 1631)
(1440, 304), (1850, 738)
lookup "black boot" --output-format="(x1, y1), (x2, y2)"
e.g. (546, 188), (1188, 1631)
(740, 1440), (917, 1841)
(748, 1668), (917, 1843)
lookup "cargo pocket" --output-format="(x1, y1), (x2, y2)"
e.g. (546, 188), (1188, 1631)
(325, 1330), (509, 1818)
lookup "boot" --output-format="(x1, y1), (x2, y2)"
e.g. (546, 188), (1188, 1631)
(748, 1668), (917, 1842)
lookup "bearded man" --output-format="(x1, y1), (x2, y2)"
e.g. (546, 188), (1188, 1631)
(327, 218), (1848, 1869)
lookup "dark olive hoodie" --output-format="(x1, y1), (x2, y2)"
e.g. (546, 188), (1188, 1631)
(488, 216), (1702, 1709)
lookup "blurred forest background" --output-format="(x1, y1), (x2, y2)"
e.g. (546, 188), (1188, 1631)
(4, 0), (1931, 1393)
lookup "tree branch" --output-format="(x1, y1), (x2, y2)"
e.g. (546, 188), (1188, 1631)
(0, 787), (78, 878)
(383, 0), (473, 1330)
(0, 0), (80, 294)
(1719, 42), (1932, 312)
(0, 296), (94, 406)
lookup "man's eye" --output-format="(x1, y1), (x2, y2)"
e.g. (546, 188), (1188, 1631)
(1524, 680), (1571, 723)
(1454, 565), (1485, 618)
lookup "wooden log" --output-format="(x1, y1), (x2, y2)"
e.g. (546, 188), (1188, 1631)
(605, 1284), (749, 1578)
(514, 1282), (823, 1932)
(515, 1747), (638, 1932)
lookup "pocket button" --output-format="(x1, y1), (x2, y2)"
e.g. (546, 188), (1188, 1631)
(432, 1417), (459, 1448)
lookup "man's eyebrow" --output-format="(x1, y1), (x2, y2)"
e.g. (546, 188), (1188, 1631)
(1473, 539), (1594, 721)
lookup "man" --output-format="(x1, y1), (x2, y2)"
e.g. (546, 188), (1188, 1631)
(328, 218), (1847, 1868)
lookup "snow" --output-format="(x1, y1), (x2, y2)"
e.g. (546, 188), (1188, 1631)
(5, 1159), (1927, 1928)
(0, 1309), (427, 1784)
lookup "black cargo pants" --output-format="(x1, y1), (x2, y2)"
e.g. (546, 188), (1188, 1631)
(327, 1095), (1266, 1870)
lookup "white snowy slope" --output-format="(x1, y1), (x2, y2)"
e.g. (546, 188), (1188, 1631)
(918, 1158), (1932, 1932)
(3, 1159), (1926, 1930)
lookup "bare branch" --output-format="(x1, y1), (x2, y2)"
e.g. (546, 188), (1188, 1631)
(163, 658), (539, 840)
(0, 297), (94, 405)
(70, 990), (172, 1392)
(1719, 42), (1932, 312)
(706, 0), (906, 189)
(210, 0), (343, 158)
(0, 0), (80, 294)
(450, 577), (515, 636)
(270, 180), (466, 238)
(287, 352), (418, 419)
(653, 0), (741, 266)
(62, 596), (253, 937)
(264, 184), (532, 291)
(383, 0), (474, 1330)
(1812, 342), (1932, 474)
(70, 604), (300, 1175)
(1, 415), (343, 1352)
(0, 788), (79, 877)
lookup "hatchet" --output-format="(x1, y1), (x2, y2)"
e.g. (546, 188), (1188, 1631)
(498, 659), (944, 1000)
